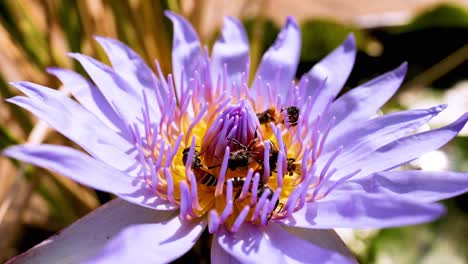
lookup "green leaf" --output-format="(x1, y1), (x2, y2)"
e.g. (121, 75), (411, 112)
(395, 3), (468, 33)
(0, 1), (50, 68)
(0, 125), (19, 150)
(300, 19), (366, 62)
(56, 1), (83, 53)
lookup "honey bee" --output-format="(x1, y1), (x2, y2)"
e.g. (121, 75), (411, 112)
(265, 141), (279, 174)
(182, 147), (203, 169)
(231, 177), (282, 217)
(198, 175), (283, 218)
(281, 106), (300, 127)
(200, 172), (218, 187)
(286, 158), (298, 176)
(182, 147), (218, 186)
(256, 108), (276, 125)
(227, 137), (263, 171)
(256, 106), (300, 127)
(231, 176), (246, 188)
(257, 183), (280, 214)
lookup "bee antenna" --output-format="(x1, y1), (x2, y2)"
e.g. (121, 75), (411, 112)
(227, 138), (244, 148)
(207, 164), (221, 169)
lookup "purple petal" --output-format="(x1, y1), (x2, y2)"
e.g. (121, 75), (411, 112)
(8, 82), (135, 170)
(300, 34), (356, 123)
(214, 222), (355, 263)
(4, 145), (175, 210)
(346, 170), (468, 203)
(69, 53), (143, 126)
(211, 238), (243, 264)
(331, 112), (468, 180)
(47, 67), (127, 135)
(281, 227), (357, 262)
(211, 17), (250, 87)
(7, 199), (203, 264)
(251, 17), (301, 104)
(324, 105), (445, 157)
(87, 204), (206, 263)
(285, 192), (445, 229)
(165, 11), (202, 95)
(324, 62), (407, 135)
(94, 36), (161, 121)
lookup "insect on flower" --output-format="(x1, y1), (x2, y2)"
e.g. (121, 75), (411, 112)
(3, 10), (468, 264)
(182, 147), (202, 168)
(281, 106), (300, 127)
(257, 105), (300, 128)
(257, 108), (276, 124)
(286, 157), (299, 176)
(226, 137), (262, 171)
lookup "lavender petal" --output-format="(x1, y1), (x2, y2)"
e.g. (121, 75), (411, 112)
(86, 202), (206, 264)
(165, 11), (202, 96)
(330, 113), (468, 181)
(286, 192), (445, 229)
(323, 62), (407, 136)
(8, 81), (135, 170)
(94, 36), (161, 121)
(214, 222), (355, 263)
(251, 16), (301, 105)
(6, 199), (202, 264)
(345, 170), (468, 203)
(69, 53), (144, 126)
(323, 105), (445, 158)
(211, 236), (243, 264)
(4, 145), (176, 210)
(211, 17), (250, 89)
(301, 34), (356, 120)
(47, 67), (128, 135)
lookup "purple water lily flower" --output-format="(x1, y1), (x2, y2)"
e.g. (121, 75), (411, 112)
(4, 11), (468, 263)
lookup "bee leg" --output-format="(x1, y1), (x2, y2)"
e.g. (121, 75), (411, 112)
(227, 138), (246, 149)
(268, 202), (284, 221)
(207, 164), (221, 169)
(276, 202), (284, 213)
(234, 188), (243, 201)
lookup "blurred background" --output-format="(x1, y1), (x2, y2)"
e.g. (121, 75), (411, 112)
(0, 0), (467, 263)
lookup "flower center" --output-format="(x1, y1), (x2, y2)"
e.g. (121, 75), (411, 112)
(132, 66), (359, 233)
(176, 98), (304, 232)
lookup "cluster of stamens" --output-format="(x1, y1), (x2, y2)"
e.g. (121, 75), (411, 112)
(128, 56), (361, 233)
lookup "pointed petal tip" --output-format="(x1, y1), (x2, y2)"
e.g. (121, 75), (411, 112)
(8, 81), (35, 92)
(285, 16), (299, 28)
(45, 66), (60, 74)
(93, 35), (122, 46)
(46, 67), (75, 79)
(164, 10), (179, 20)
(67, 52), (81, 59)
(93, 35), (111, 46)
(3, 145), (23, 160)
(93, 35), (106, 41)
(433, 204), (447, 219)
(5, 97), (19, 104)
(8, 81), (22, 87)
(396, 61), (408, 76)
(439, 112), (468, 135)
(93, 36), (119, 51)
(433, 104), (448, 113)
(224, 16), (240, 25)
(343, 33), (356, 51)
(458, 112), (468, 125)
